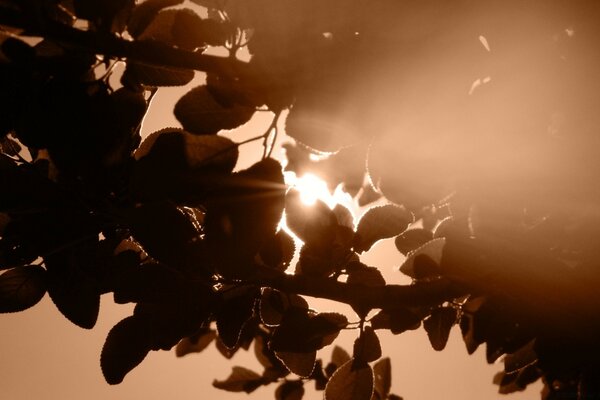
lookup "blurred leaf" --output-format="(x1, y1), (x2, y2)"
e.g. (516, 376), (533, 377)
(213, 366), (264, 393)
(423, 307), (457, 351)
(0, 265), (47, 313)
(139, 8), (209, 50)
(174, 85), (255, 135)
(394, 229), (433, 255)
(333, 204), (354, 229)
(175, 328), (217, 357)
(353, 326), (381, 363)
(372, 358), (391, 400)
(128, 0), (185, 38)
(101, 316), (152, 385)
(330, 345), (351, 369)
(354, 205), (411, 253)
(275, 351), (317, 377)
(275, 380), (305, 400)
(0, 135), (22, 157)
(122, 61), (195, 87)
(433, 216), (454, 238)
(358, 182), (382, 207)
(399, 238), (445, 279)
(325, 359), (374, 400)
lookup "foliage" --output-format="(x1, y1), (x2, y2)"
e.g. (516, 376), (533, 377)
(1, 1), (600, 399)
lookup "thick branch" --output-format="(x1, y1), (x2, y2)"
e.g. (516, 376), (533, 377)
(0, 6), (249, 78)
(252, 269), (466, 310)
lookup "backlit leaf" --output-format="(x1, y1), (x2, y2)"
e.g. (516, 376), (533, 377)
(175, 328), (217, 357)
(354, 205), (412, 253)
(127, 0), (185, 38)
(174, 85), (255, 135)
(0, 265), (47, 313)
(370, 309), (421, 335)
(285, 190), (337, 246)
(423, 307), (457, 351)
(275, 380), (305, 400)
(399, 238), (445, 279)
(373, 358), (391, 400)
(353, 326), (381, 363)
(101, 316), (152, 385)
(122, 62), (195, 87)
(394, 229), (433, 255)
(325, 359), (374, 400)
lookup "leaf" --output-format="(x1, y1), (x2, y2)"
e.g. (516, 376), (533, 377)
(370, 308), (421, 335)
(216, 286), (258, 348)
(353, 327), (381, 363)
(423, 307), (457, 351)
(372, 358), (391, 400)
(399, 238), (445, 279)
(503, 340), (537, 374)
(132, 129), (238, 202)
(285, 190), (337, 246)
(175, 328), (217, 357)
(347, 263), (386, 287)
(139, 9), (208, 50)
(394, 229), (433, 255)
(101, 316), (152, 385)
(275, 380), (305, 400)
(275, 351), (317, 377)
(325, 359), (374, 400)
(271, 310), (347, 353)
(259, 288), (308, 326)
(128, 0), (186, 38)
(330, 345), (351, 369)
(0, 265), (47, 313)
(213, 366), (264, 393)
(259, 230), (295, 271)
(333, 204), (354, 229)
(122, 61), (195, 87)
(354, 205), (412, 253)
(174, 85), (255, 135)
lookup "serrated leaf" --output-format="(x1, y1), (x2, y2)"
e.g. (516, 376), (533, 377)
(353, 326), (381, 363)
(354, 205), (411, 253)
(275, 351), (317, 377)
(213, 366), (264, 393)
(399, 238), (445, 279)
(373, 358), (391, 400)
(174, 85), (255, 135)
(216, 286), (258, 348)
(433, 216), (454, 238)
(128, 0), (185, 38)
(275, 380), (305, 400)
(347, 263), (386, 287)
(122, 62), (195, 87)
(333, 204), (354, 229)
(259, 288), (308, 326)
(503, 340), (537, 374)
(0, 265), (47, 313)
(101, 316), (152, 385)
(423, 307), (457, 351)
(175, 329), (216, 357)
(325, 359), (374, 400)
(394, 229), (433, 255)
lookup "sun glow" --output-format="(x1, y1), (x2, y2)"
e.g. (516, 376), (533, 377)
(284, 171), (354, 210)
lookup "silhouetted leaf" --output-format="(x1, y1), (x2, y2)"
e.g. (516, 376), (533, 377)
(128, 0), (185, 38)
(372, 358), (391, 400)
(347, 262), (386, 287)
(325, 359), (374, 400)
(354, 205), (412, 253)
(285, 190), (337, 246)
(271, 309), (347, 353)
(275, 351), (317, 377)
(175, 328), (217, 357)
(213, 366), (264, 393)
(353, 327), (381, 363)
(259, 230), (295, 271)
(333, 204), (354, 229)
(370, 308), (421, 335)
(259, 288), (308, 326)
(101, 316), (152, 385)
(358, 182), (382, 207)
(275, 380), (305, 400)
(330, 345), (352, 369)
(0, 135), (21, 157)
(0, 265), (47, 313)
(423, 307), (457, 351)
(504, 340), (537, 374)
(138, 8), (207, 50)
(394, 229), (433, 255)
(174, 85), (255, 135)
(433, 216), (454, 238)
(399, 238), (445, 279)
(122, 62), (195, 87)
(216, 286), (258, 348)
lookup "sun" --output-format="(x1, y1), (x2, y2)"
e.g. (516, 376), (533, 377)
(284, 171), (353, 210)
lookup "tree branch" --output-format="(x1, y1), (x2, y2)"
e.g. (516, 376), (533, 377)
(0, 6), (250, 79)
(251, 268), (466, 311)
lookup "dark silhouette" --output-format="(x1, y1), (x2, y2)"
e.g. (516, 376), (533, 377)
(1, 1), (600, 399)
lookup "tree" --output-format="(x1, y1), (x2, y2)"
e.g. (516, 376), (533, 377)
(1, 1), (600, 399)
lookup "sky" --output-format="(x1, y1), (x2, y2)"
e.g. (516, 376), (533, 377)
(0, 74), (544, 400)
